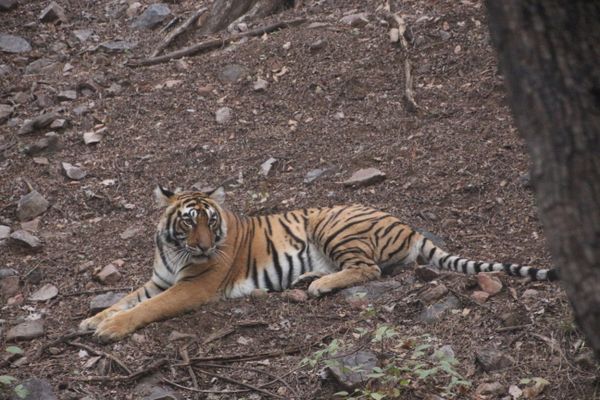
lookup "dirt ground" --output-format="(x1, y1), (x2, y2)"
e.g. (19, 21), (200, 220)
(1, 0), (599, 399)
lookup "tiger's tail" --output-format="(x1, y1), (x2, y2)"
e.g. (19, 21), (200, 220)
(416, 235), (560, 281)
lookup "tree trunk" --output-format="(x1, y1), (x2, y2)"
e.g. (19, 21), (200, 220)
(485, 1), (600, 357)
(199, 0), (292, 35)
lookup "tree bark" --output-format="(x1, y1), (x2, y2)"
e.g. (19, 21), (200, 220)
(199, 0), (293, 35)
(486, 1), (600, 357)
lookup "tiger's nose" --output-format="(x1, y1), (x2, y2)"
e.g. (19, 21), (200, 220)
(186, 244), (208, 254)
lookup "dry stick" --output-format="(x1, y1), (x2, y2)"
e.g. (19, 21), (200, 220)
(180, 346), (200, 395)
(390, 12), (419, 112)
(35, 330), (94, 359)
(496, 324), (532, 333)
(61, 287), (133, 297)
(128, 18), (307, 67)
(152, 6), (208, 57)
(68, 340), (132, 375)
(203, 320), (268, 345)
(162, 378), (252, 394)
(72, 358), (169, 382)
(195, 368), (284, 399)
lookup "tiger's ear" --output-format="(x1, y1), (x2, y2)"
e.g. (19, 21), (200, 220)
(154, 185), (175, 208)
(206, 186), (225, 205)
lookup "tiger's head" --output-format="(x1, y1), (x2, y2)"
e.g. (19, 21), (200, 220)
(154, 186), (227, 263)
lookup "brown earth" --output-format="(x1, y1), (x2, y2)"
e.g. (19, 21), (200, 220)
(1, 0), (598, 399)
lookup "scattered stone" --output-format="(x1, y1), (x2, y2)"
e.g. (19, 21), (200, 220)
(522, 288), (539, 299)
(253, 78), (268, 91)
(57, 90), (77, 101)
(215, 107), (233, 124)
(71, 29), (93, 43)
(126, 2), (141, 18)
(327, 351), (378, 389)
(251, 288), (269, 298)
(260, 157), (278, 177)
(99, 40), (137, 52)
(39, 1), (67, 23)
(477, 273), (503, 296)
(13, 91), (29, 104)
(500, 310), (529, 327)
(237, 335), (252, 345)
(431, 345), (455, 361)
(219, 63), (247, 83)
(10, 230), (42, 249)
(471, 290), (490, 303)
(29, 283), (58, 301)
(132, 333), (146, 344)
(21, 217), (40, 232)
(17, 190), (49, 221)
(0, 224), (10, 239)
(308, 38), (327, 51)
(476, 382), (505, 396)
(50, 118), (67, 129)
(341, 280), (401, 304)
(22, 132), (59, 156)
(0, 268), (18, 278)
(132, 3), (171, 29)
(475, 348), (515, 372)
(304, 168), (331, 184)
(418, 294), (460, 323)
(0, 104), (13, 123)
(83, 129), (104, 145)
(93, 263), (122, 284)
(33, 157), (49, 165)
(120, 226), (141, 239)
(106, 83), (122, 96)
(18, 112), (57, 134)
(26, 268), (43, 285)
(6, 319), (45, 341)
(0, 63), (11, 76)
(340, 12), (370, 27)
(0, 275), (19, 298)
(25, 58), (58, 75)
(509, 385), (523, 399)
(73, 105), (90, 116)
(168, 330), (196, 341)
(0, 33), (31, 53)
(438, 30), (451, 41)
(281, 289), (308, 303)
(419, 284), (448, 303)
(7, 293), (24, 306)
(36, 93), (55, 109)
(343, 168), (386, 187)
(61, 162), (87, 180)
(89, 292), (126, 313)
(0, 0), (17, 11)
(414, 266), (441, 282)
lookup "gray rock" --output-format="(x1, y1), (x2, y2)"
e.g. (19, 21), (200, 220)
(49, 118), (67, 129)
(29, 283), (58, 301)
(475, 381), (505, 396)
(340, 12), (370, 27)
(253, 78), (268, 91)
(438, 30), (451, 41)
(0, 268), (17, 278)
(0, 104), (13, 124)
(57, 90), (77, 101)
(0, 224), (11, 239)
(418, 294), (460, 323)
(99, 40), (137, 52)
(0, 0), (18, 11)
(39, 1), (67, 23)
(341, 280), (401, 302)
(132, 3), (171, 29)
(308, 38), (327, 51)
(10, 230), (42, 249)
(25, 58), (58, 75)
(419, 284), (448, 303)
(0, 33), (31, 53)
(61, 162), (87, 180)
(74, 105), (90, 116)
(17, 190), (49, 221)
(327, 351), (378, 389)
(215, 107), (233, 124)
(0, 63), (12, 76)
(343, 168), (386, 187)
(18, 112), (57, 134)
(22, 132), (60, 156)
(304, 168), (331, 184)
(35, 93), (55, 109)
(219, 63), (247, 83)
(71, 29), (93, 43)
(10, 378), (57, 400)
(260, 157), (277, 177)
(414, 266), (441, 282)
(431, 344), (455, 361)
(93, 263), (121, 284)
(0, 275), (19, 297)
(90, 292), (126, 313)
(6, 319), (45, 341)
(475, 348), (515, 372)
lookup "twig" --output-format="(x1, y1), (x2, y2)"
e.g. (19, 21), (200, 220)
(496, 324), (531, 333)
(71, 358), (169, 382)
(68, 340), (132, 375)
(61, 287), (133, 297)
(179, 346), (199, 395)
(152, 7), (208, 57)
(389, 12), (419, 112)
(159, 15), (181, 35)
(35, 330), (94, 359)
(202, 320), (268, 345)
(195, 368), (284, 399)
(128, 18), (307, 67)
(162, 378), (251, 394)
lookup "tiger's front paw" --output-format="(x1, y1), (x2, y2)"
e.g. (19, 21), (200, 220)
(307, 278), (333, 298)
(94, 311), (137, 342)
(79, 309), (112, 332)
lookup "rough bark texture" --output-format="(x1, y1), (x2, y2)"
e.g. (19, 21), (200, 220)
(486, 1), (600, 357)
(199, 0), (292, 35)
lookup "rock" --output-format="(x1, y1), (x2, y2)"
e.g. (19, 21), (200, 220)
(0, 104), (13, 123)
(522, 289), (539, 299)
(438, 30), (451, 41)
(0, 275), (19, 297)
(419, 284), (448, 303)
(6, 319), (45, 341)
(414, 266), (441, 282)
(343, 168), (386, 187)
(99, 40), (137, 52)
(281, 289), (308, 303)
(71, 29), (93, 43)
(21, 218), (40, 232)
(132, 3), (171, 29)
(29, 283), (58, 301)
(431, 345), (455, 361)
(57, 90), (77, 101)
(418, 294), (460, 323)
(260, 157), (278, 176)
(0, 0), (17, 11)
(7, 293), (24, 306)
(308, 38), (327, 51)
(61, 162), (87, 180)
(341, 280), (401, 303)
(168, 331), (196, 341)
(251, 288), (269, 298)
(0, 33), (31, 53)
(509, 385), (523, 399)
(17, 190), (49, 221)
(476, 382), (505, 396)
(126, 2), (142, 18)
(0, 63), (12, 76)
(36, 93), (55, 109)
(10, 230), (42, 249)
(215, 107), (233, 124)
(26, 268), (43, 285)
(253, 78), (268, 91)
(83, 129), (104, 145)
(219, 64), (247, 83)
(39, 1), (67, 23)
(93, 263), (122, 284)
(106, 83), (122, 96)
(304, 168), (331, 184)
(500, 310), (529, 327)
(0, 224), (10, 239)
(340, 12), (370, 27)
(471, 290), (490, 303)
(9, 378), (57, 400)
(477, 273), (503, 296)
(22, 132), (59, 156)
(89, 292), (126, 313)
(475, 348), (515, 372)
(0, 268), (18, 278)
(24, 58), (58, 75)
(18, 112), (57, 135)
(120, 226), (141, 239)
(327, 351), (378, 389)
(49, 118), (66, 129)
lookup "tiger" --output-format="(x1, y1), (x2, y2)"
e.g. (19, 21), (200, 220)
(80, 186), (559, 341)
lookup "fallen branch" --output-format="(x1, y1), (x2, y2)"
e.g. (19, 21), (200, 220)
(203, 320), (268, 345)
(496, 324), (531, 333)
(162, 378), (252, 394)
(389, 12), (419, 112)
(152, 7), (208, 57)
(71, 358), (168, 382)
(34, 330), (93, 359)
(195, 368), (284, 399)
(68, 340), (132, 375)
(61, 287), (133, 297)
(128, 18), (306, 67)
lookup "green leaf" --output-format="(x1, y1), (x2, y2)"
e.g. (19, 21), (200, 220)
(0, 375), (17, 385)
(334, 391), (350, 397)
(520, 378), (532, 385)
(14, 384), (29, 399)
(5, 346), (24, 355)
(370, 393), (386, 400)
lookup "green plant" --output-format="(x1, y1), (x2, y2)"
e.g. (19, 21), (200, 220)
(0, 346), (29, 399)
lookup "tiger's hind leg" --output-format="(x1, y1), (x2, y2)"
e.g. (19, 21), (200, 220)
(307, 261), (381, 297)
